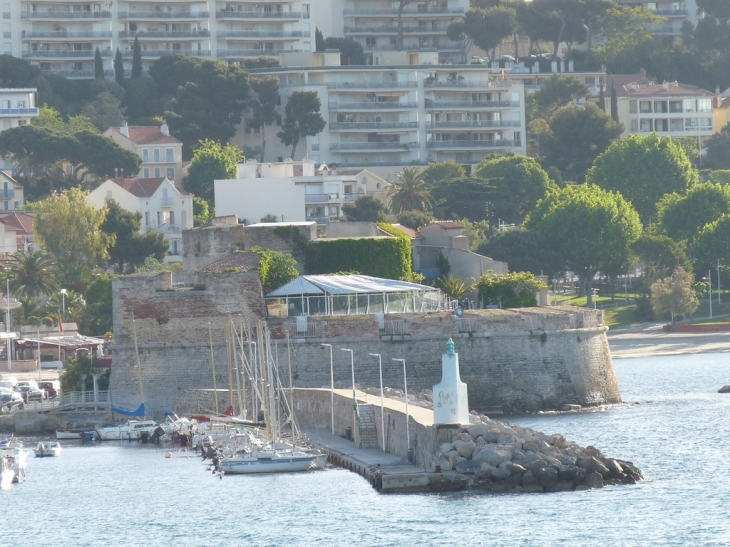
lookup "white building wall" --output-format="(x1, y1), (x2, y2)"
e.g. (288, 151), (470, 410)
(0, 88), (39, 171)
(215, 177), (307, 224)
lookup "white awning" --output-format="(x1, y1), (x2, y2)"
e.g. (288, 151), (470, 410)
(266, 274), (438, 297)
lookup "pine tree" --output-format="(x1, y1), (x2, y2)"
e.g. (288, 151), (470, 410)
(131, 36), (142, 78)
(610, 83), (619, 123)
(94, 48), (104, 80)
(114, 48), (125, 84)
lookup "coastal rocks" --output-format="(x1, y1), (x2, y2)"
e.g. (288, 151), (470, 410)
(434, 414), (643, 494)
(718, 385), (730, 393)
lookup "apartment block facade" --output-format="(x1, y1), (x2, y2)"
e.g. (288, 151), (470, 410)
(237, 51), (526, 177)
(617, 1), (702, 36)
(0, 88), (39, 171)
(6, 1), (468, 77)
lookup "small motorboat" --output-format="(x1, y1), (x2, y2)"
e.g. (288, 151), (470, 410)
(34, 441), (62, 458)
(96, 419), (159, 441)
(56, 429), (95, 441)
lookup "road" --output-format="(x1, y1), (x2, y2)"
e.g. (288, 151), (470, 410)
(607, 323), (730, 358)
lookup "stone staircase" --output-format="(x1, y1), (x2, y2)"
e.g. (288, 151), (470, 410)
(356, 404), (380, 449)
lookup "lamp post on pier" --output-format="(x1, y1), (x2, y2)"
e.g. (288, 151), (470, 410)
(322, 343), (334, 434)
(368, 353), (385, 451)
(392, 358), (410, 461)
(341, 348), (357, 444)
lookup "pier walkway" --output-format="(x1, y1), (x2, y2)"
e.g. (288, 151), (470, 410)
(301, 391), (469, 493)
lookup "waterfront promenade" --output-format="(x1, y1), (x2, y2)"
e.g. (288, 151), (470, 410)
(607, 323), (730, 358)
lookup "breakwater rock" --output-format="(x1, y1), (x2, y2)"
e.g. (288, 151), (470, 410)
(436, 415), (642, 493)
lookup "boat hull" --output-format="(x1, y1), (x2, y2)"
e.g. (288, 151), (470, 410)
(220, 454), (318, 474)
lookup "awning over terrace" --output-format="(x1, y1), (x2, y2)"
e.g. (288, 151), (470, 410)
(265, 274), (445, 317)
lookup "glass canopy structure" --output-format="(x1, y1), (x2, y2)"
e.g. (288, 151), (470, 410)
(265, 274), (445, 318)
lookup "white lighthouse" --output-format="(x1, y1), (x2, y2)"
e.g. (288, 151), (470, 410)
(433, 338), (470, 425)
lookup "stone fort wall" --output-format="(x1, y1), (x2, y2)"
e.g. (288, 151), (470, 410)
(109, 272), (619, 419)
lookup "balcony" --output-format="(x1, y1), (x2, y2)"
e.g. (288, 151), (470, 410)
(39, 69), (114, 78)
(424, 99), (518, 109)
(328, 101), (418, 111)
(0, 190), (14, 199)
(305, 194), (340, 204)
(330, 121), (419, 131)
(216, 10), (302, 19)
(160, 197), (174, 208)
(23, 49), (112, 59)
(326, 81), (417, 90)
(363, 42), (461, 51)
(119, 30), (211, 39)
(22, 31), (114, 40)
(344, 26), (447, 34)
(330, 142), (416, 151)
(343, 193), (365, 202)
(218, 48), (299, 57)
(427, 120), (520, 129)
(118, 11), (210, 20)
(425, 79), (493, 89)
(343, 7), (465, 15)
(217, 30), (303, 38)
(426, 139), (516, 149)
(21, 11), (112, 20)
(122, 49), (211, 58)
(654, 8), (688, 17)
(0, 109), (38, 118)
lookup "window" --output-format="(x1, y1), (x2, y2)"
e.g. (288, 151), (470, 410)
(669, 101), (683, 113)
(698, 98), (712, 113)
(165, 147), (174, 162)
(16, 100), (24, 108)
(153, 148), (160, 162)
(154, 167), (161, 178)
(639, 101), (652, 114)
(162, 188), (168, 199)
(3, 43), (10, 55)
(145, 212), (150, 226)
(143, 167), (150, 178)
(142, 148), (149, 162)
(157, 211), (162, 225)
(683, 99), (697, 113)
(181, 210), (187, 227)
(106, 190), (112, 198)
(700, 117), (713, 129)
(630, 119), (639, 131)
(167, 167), (175, 179)
(366, 37), (376, 46)
(169, 211), (175, 226)
(629, 100), (637, 114)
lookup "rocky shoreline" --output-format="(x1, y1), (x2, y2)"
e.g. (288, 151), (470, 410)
(436, 412), (642, 493)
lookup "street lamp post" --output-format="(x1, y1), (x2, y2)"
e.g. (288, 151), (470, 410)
(60, 288), (67, 315)
(341, 348), (357, 444)
(704, 271), (713, 320)
(392, 358), (410, 462)
(369, 352), (385, 451)
(322, 343), (334, 434)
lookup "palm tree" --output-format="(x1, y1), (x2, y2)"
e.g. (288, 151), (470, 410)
(9, 250), (60, 298)
(436, 276), (474, 301)
(387, 167), (434, 214)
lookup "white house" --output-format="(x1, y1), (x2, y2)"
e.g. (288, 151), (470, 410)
(0, 171), (24, 211)
(103, 123), (184, 184)
(87, 177), (194, 262)
(215, 158), (365, 225)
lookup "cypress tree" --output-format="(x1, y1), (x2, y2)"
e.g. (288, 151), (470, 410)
(315, 28), (325, 52)
(94, 47), (105, 80)
(114, 48), (125, 84)
(598, 86), (606, 112)
(132, 36), (142, 78)
(610, 83), (619, 123)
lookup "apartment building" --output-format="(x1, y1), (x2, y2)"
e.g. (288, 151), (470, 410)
(104, 122), (184, 183)
(214, 158), (366, 225)
(236, 50), (526, 178)
(0, 88), (39, 172)
(614, 80), (715, 151)
(8, 1), (469, 77)
(617, 1), (702, 35)
(339, 0), (469, 65)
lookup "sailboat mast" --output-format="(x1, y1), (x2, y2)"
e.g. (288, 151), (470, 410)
(232, 317), (244, 419)
(226, 314), (234, 409)
(239, 314), (247, 420)
(208, 321), (219, 414)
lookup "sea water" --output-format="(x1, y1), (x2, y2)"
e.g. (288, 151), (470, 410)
(4, 353), (730, 547)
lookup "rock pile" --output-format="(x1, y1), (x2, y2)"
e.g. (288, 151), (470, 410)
(436, 414), (642, 493)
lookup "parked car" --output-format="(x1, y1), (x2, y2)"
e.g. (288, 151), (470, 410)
(0, 388), (23, 409)
(39, 381), (60, 399)
(14, 380), (47, 402)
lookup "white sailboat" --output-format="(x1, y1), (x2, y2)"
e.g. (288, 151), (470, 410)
(216, 321), (326, 475)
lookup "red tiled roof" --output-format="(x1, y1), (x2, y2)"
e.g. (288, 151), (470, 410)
(201, 252), (261, 273)
(110, 126), (182, 145)
(0, 212), (34, 235)
(108, 178), (190, 198)
(617, 82), (713, 98)
(433, 221), (463, 229)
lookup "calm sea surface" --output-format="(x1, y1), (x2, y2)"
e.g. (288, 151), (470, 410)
(4, 353), (730, 547)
